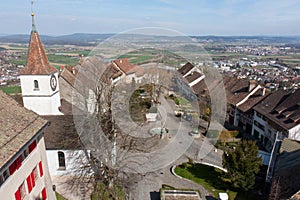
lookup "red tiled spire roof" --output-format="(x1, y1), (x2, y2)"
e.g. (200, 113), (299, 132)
(20, 31), (57, 75)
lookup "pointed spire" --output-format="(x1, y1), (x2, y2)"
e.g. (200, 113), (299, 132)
(19, 0), (57, 75)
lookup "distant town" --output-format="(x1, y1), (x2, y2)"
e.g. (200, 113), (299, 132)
(1, 34), (299, 90)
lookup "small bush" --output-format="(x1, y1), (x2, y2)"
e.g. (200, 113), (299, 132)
(182, 163), (188, 169)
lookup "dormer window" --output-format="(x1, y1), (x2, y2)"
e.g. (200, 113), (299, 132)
(34, 80), (39, 90)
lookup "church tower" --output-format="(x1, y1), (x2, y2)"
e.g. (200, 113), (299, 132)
(20, 7), (62, 115)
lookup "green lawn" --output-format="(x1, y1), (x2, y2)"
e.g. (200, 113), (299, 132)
(175, 163), (237, 199)
(177, 96), (190, 105)
(75, 50), (91, 56)
(47, 54), (79, 66)
(175, 163), (258, 200)
(130, 55), (154, 64)
(0, 86), (21, 94)
(9, 59), (26, 66)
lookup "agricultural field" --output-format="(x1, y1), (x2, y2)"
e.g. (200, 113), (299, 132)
(115, 48), (187, 67)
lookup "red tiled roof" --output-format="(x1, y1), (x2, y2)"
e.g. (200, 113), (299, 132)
(113, 58), (136, 75)
(20, 31), (57, 75)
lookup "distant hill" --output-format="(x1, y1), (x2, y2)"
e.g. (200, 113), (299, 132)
(0, 33), (113, 46)
(191, 35), (300, 45)
(0, 33), (299, 46)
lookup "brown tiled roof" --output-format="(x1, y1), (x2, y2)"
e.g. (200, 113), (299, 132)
(69, 56), (104, 97)
(192, 79), (208, 95)
(43, 115), (82, 150)
(20, 31), (57, 75)
(185, 71), (202, 84)
(101, 63), (123, 84)
(0, 91), (48, 168)
(178, 62), (194, 76)
(254, 89), (300, 130)
(60, 68), (76, 86)
(237, 89), (270, 113)
(59, 98), (83, 116)
(113, 58), (136, 75)
(223, 76), (250, 105)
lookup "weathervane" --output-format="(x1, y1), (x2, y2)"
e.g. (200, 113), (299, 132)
(31, 0), (36, 32)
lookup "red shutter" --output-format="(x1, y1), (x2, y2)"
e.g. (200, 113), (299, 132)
(26, 175), (32, 192)
(41, 187), (47, 200)
(14, 189), (21, 200)
(29, 140), (37, 153)
(16, 155), (22, 170)
(9, 162), (17, 175)
(30, 172), (35, 188)
(39, 161), (43, 177)
(9, 155), (23, 175)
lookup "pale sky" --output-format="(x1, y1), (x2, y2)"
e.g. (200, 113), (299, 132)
(1, 0), (300, 36)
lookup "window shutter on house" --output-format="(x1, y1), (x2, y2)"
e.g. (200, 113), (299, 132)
(26, 175), (32, 192)
(42, 187), (47, 200)
(39, 161), (43, 177)
(14, 189), (21, 200)
(30, 172), (35, 188)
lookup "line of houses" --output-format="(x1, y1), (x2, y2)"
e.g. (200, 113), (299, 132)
(177, 62), (300, 200)
(177, 62), (300, 154)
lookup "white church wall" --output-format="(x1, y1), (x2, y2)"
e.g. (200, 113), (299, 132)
(46, 150), (89, 177)
(21, 72), (62, 115)
(21, 74), (56, 96)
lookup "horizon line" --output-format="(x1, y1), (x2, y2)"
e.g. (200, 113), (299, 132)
(1, 32), (300, 38)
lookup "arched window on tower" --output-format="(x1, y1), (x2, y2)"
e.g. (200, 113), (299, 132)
(34, 80), (39, 90)
(57, 151), (66, 170)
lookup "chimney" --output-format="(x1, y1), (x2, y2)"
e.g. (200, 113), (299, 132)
(60, 65), (65, 71)
(249, 80), (256, 92)
(120, 59), (122, 64)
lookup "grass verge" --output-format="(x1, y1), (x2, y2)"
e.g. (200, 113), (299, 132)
(174, 163), (237, 199)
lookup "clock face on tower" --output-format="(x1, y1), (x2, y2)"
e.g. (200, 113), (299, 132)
(50, 74), (57, 91)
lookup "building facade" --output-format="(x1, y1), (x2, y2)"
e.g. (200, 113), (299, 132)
(252, 89), (300, 152)
(0, 91), (56, 200)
